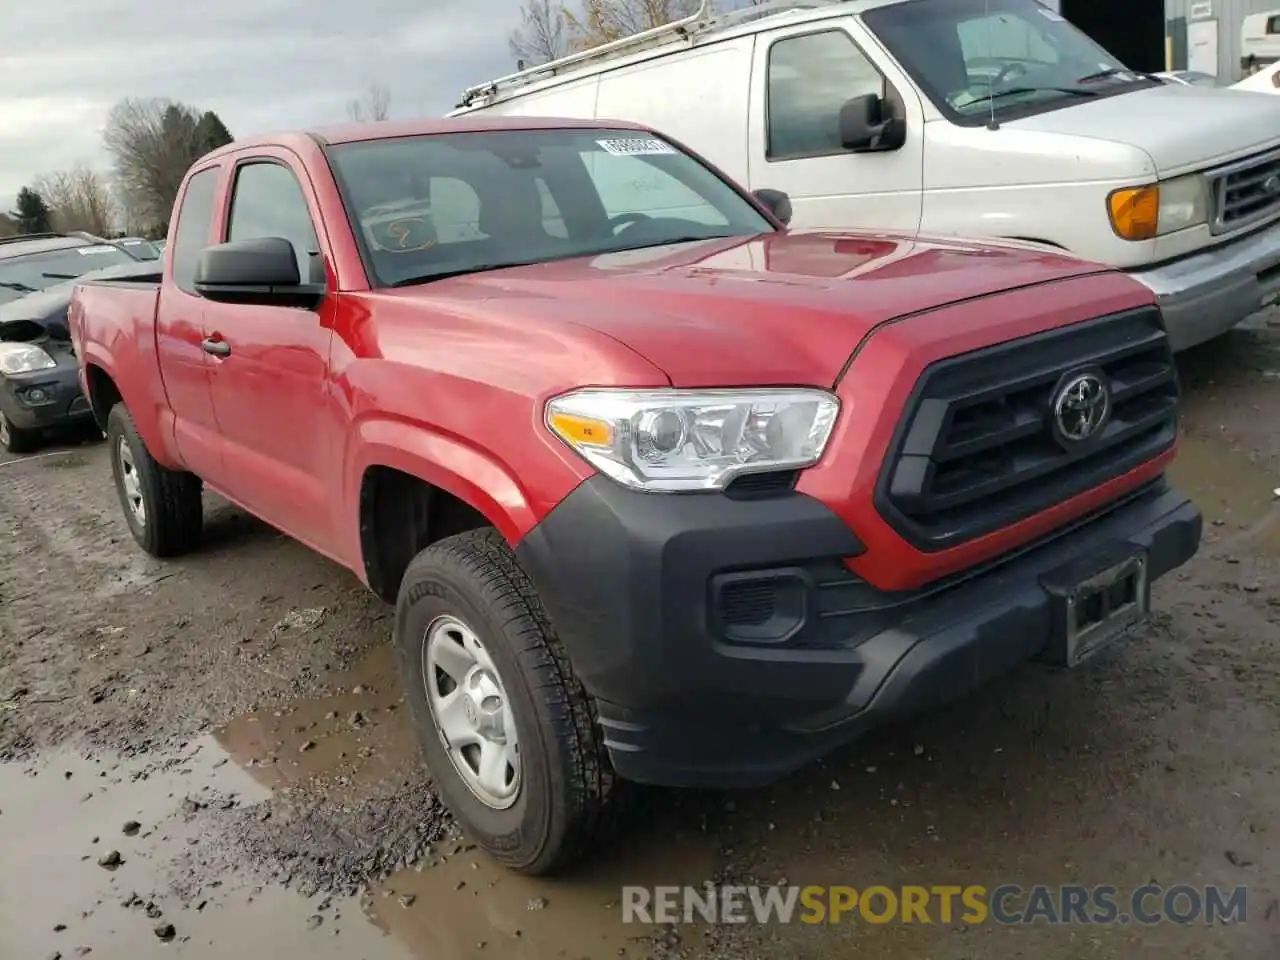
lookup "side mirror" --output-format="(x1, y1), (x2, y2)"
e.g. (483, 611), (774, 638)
(193, 237), (324, 308)
(838, 93), (907, 152)
(753, 188), (793, 226)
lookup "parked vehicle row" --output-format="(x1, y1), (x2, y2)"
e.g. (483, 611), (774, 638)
(452, 0), (1280, 352)
(70, 109), (1201, 874)
(0, 233), (155, 452)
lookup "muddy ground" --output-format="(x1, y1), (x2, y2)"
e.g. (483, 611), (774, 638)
(2, 321), (1278, 960)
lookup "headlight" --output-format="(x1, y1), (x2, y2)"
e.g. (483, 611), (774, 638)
(0, 343), (57, 375)
(545, 388), (840, 492)
(1107, 173), (1207, 240)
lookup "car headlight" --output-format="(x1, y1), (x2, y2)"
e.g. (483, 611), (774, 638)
(1107, 173), (1208, 240)
(0, 343), (57, 375)
(545, 388), (840, 492)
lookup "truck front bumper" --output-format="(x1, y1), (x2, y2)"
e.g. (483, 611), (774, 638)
(515, 476), (1201, 789)
(1128, 217), (1280, 351)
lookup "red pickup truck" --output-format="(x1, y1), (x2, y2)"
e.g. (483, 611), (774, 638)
(70, 116), (1201, 874)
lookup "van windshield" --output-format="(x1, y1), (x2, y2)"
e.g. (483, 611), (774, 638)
(0, 243), (139, 305)
(863, 0), (1160, 124)
(328, 128), (776, 288)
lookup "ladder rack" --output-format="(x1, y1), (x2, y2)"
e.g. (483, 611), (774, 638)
(455, 0), (847, 108)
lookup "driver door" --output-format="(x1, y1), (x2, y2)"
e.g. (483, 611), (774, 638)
(745, 20), (925, 233)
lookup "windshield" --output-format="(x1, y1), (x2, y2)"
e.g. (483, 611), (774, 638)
(863, 0), (1160, 124)
(327, 128), (775, 287)
(0, 243), (139, 305)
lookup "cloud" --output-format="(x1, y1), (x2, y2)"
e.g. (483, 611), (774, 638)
(0, 0), (527, 212)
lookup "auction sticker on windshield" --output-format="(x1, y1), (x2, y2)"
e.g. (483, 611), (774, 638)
(597, 137), (676, 156)
(77, 245), (123, 256)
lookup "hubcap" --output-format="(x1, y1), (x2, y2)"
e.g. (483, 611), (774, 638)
(422, 615), (520, 809)
(117, 437), (146, 527)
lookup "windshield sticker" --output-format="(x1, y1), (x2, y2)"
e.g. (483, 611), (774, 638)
(77, 245), (121, 255)
(596, 137), (676, 156)
(1037, 6), (1065, 20)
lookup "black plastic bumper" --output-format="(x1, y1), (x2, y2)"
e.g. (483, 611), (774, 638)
(515, 476), (1202, 789)
(0, 356), (91, 432)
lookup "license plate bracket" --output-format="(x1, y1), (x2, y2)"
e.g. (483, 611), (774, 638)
(1038, 543), (1150, 668)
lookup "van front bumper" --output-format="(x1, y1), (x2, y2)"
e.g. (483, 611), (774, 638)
(515, 476), (1201, 789)
(1128, 218), (1280, 350)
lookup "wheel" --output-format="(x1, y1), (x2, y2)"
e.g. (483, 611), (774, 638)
(106, 404), (203, 557)
(0, 411), (39, 454)
(395, 528), (616, 875)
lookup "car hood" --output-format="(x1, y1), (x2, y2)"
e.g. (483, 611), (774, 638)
(0, 261), (159, 340)
(398, 232), (1116, 387)
(1009, 82), (1280, 176)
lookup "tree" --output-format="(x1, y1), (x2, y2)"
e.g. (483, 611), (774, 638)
(31, 166), (116, 236)
(103, 97), (215, 230)
(509, 0), (571, 67)
(565, 0), (702, 50)
(194, 110), (234, 154)
(11, 187), (53, 234)
(347, 84), (392, 122)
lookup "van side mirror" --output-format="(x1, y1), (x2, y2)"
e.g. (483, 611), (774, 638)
(753, 188), (793, 226)
(839, 93), (906, 152)
(193, 237), (324, 309)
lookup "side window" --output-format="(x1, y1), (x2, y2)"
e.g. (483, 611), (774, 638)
(767, 31), (885, 160)
(227, 162), (320, 282)
(427, 177), (482, 243)
(170, 168), (220, 294)
(1268, 15), (1280, 34)
(579, 154), (731, 226)
(956, 13), (1058, 67)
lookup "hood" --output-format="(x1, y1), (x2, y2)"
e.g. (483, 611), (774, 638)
(1009, 82), (1280, 177)
(395, 232), (1112, 387)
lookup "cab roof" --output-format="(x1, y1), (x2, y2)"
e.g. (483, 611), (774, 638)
(0, 234), (97, 261)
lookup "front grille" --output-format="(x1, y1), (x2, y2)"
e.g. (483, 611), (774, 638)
(875, 308), (1178, 551)
(1210, 146), (1280, 234)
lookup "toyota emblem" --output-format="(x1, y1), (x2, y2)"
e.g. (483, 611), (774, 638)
(1052, 371), (1111, 444)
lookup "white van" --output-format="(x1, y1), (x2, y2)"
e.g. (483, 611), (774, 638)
(1242, 10), (1280, 74)
(452, 0), (1280, 350)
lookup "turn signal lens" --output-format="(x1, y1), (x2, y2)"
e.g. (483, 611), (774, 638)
(1108, 185), (1160, 241)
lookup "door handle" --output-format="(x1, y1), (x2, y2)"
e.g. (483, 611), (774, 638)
(201, 337), (231, 357)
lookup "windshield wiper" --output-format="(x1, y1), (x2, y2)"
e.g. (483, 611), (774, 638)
(1076, 67), (1158, 84)
(41, 272), (79, 280)
(965, 85), (1099, 107)
(0, 280), (38, 293)
(389, 261), (544, 287)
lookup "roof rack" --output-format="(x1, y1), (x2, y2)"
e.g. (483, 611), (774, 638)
(0, 232), (65, 246)
(456, 0), (846, 108)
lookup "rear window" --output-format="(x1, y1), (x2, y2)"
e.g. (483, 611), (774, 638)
(0, 243), (138, 305)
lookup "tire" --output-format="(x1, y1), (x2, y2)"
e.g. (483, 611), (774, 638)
(0, 411), (39, 455)
(395, 528), (616, 875)
(106, 404), (203, 557)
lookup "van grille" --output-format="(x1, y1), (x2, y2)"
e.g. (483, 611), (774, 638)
(1210, 147), (1280, 234)
(875, 308), (1178, 551)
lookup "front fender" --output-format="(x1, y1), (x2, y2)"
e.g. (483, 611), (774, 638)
(345, 416), (568, 550)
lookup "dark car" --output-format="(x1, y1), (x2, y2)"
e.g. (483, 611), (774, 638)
(0, 234), (157, 453)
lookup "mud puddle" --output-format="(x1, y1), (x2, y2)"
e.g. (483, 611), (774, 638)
(3, 646), (719, 959)
(0, 738), (409, 959)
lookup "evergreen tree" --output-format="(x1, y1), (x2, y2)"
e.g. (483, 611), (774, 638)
(11, 187), (53, 234)
(194, 111), (234, 153)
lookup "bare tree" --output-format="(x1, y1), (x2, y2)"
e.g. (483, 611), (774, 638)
(509, 0), (571, 67)
(565, 0), (703, 49)
(347, 84), (392, 122)
(31, 165), (116, 236)
(103, 98), (209, 229)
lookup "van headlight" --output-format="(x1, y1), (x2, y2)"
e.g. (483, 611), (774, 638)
(545, 388), (840, 491)
(0, 343), (57, 376)
(1107, 173), (1208, 240)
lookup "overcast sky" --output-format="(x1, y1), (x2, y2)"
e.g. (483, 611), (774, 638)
(0, 0), (529, 212)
